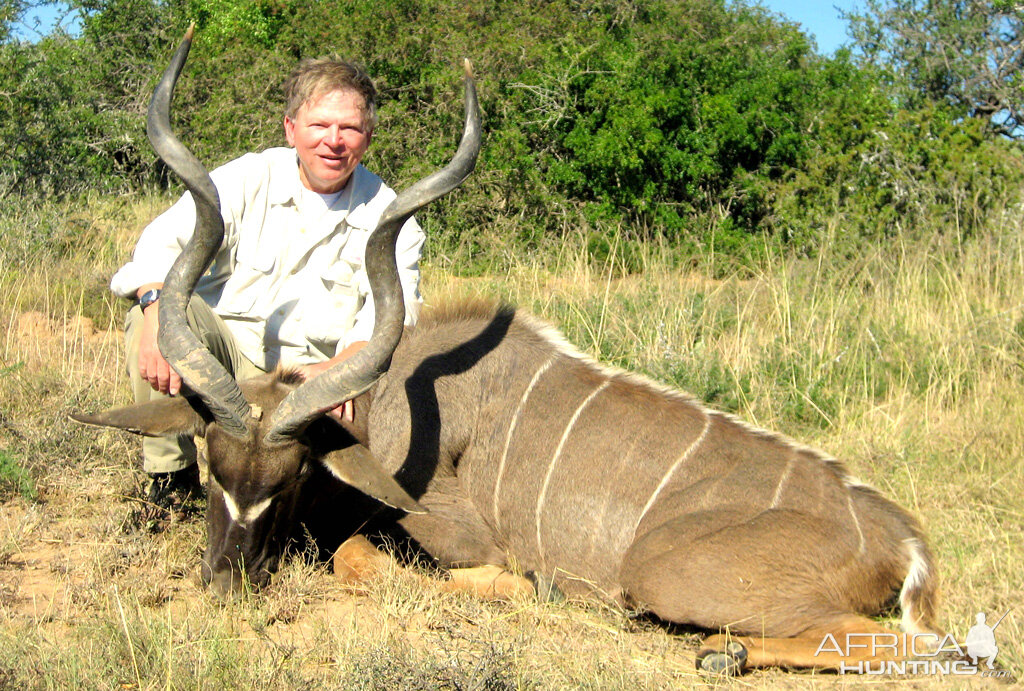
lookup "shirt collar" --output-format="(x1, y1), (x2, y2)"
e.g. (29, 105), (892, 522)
(267, 149), (377, 228)
(262, 149), (297, 205)
(343, 166), (387, 230)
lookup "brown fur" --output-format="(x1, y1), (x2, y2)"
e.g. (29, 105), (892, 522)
(72, 298), (942, 673)
(359, 299), (943, 671)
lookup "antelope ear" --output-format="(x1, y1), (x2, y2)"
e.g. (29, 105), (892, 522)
(70, 397), (206, 437)
(320, 445), (426, 514)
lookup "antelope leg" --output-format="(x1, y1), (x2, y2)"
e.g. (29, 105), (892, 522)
(699, 617), (915, 672)
(441, 565), (536, 600)
(332, 535), (395, 585)
(332, 536), (546, 602)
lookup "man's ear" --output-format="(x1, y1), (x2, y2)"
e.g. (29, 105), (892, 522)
(70, 397), (206, 438)
(283, 115), (296, 147)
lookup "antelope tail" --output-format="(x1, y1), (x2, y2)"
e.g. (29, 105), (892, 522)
(899, 536), (942, 636)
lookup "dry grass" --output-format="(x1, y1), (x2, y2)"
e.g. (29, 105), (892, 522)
(0, 195), (1021, 688)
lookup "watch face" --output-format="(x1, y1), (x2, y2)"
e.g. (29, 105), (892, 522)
(140, 289), (160, 309)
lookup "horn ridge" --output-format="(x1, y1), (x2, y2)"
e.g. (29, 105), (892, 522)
(148, 26), (251, 438)
(265, 62), (481, 443)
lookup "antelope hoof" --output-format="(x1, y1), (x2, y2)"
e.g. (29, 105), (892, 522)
(526, 571), (564, 603)
(696, 640), (748, 676)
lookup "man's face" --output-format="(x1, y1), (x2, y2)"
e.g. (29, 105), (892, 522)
(284, 89), (373, 194)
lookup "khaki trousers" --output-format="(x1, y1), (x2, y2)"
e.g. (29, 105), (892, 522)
(125, 297), (264, 473)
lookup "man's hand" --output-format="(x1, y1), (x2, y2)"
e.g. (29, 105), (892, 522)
(138, 292), (183, 396)
(294, 340), (368, 424)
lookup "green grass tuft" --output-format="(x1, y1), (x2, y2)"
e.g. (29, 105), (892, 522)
(0, 449), (35, 502)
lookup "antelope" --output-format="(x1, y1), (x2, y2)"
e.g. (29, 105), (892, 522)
(73, 30), (945, 674)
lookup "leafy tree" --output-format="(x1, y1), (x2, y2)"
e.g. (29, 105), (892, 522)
(539, 1), (822, 236)
(0, 0), (25, 42)
(187, 0), (294, 50)
(0, 0), (1020, 261)
(846, 0), (1024, 137)
(0, 0), (182, 194)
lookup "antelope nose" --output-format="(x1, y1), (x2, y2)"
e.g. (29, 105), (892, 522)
(207, 569), (241, 601)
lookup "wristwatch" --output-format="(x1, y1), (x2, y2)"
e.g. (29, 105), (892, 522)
(138, 288), (161, 311)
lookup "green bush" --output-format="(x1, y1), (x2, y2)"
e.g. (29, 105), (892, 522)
(1, 0), (1021, 263)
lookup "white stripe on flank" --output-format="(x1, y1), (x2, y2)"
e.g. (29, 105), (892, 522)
(847, 493), (865, 554)
(633, 413), (712, 538)
(222, 491), (274, 527)
(535, 379), (611, 569)
(492, 357), (554, 531)
(769, 456), (795, 509)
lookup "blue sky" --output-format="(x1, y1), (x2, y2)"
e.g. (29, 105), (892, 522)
(11, 1), (76, 38)
(15, 1), (861, 53)
(760, 1), (862, 54)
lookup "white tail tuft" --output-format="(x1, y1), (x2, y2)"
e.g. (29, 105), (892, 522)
(899, 537), (934, 635)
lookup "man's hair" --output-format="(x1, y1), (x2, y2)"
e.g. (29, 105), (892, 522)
(283, 58), (378, 129)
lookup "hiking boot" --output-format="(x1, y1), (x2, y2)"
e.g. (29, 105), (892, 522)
(147, 463), (203, 506)
(138, 464), (204, 531)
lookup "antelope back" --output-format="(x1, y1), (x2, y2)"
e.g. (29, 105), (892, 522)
(364, 301), (920, 595)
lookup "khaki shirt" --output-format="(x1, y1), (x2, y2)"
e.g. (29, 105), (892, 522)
(111, 147), (424, 370)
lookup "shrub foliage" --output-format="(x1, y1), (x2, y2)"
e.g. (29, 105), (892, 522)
(1, 0), (1021, 261)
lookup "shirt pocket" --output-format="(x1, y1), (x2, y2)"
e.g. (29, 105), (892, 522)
(320, 254), (358, 291)
(218, 236), (279, 315)
(304, 257), (362, 344)
(236, 232), (278, 273)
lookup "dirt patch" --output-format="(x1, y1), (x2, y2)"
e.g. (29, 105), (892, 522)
(6, 310), (123, 390)
(15, 311), (107, 344)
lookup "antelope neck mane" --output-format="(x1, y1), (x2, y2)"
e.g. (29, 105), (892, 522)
(416, 298), (515, 328)
(273, 365), (306, 386)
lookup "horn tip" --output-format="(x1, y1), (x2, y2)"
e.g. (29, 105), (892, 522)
(462, 58), (474, 80)
(185, 23), (195, 40)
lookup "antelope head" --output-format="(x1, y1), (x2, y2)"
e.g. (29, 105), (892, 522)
(72, 27), (480, 598)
